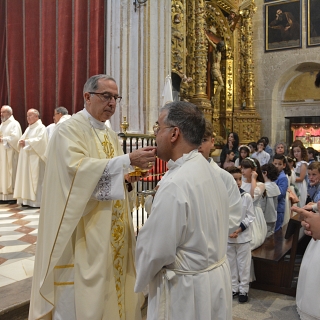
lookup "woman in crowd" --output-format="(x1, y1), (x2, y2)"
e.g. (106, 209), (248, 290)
(273, 141), (287, 156)
(220, 132), (239, 168)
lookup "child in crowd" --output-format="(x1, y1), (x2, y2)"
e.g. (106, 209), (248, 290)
(247, 142), (257, 156)
(260, 163), (280, 236)
(225, 166), (255, 303)
(241, 158), (267, 250)
(251, 139), (270, 166)
(287, 156), (297, 185)
(260, 136), (273, 158)
(307, 147), (318, 164)
(234, 145), (251, 168)
(273, 154), (291, 227)
(305, 162), (320, 206)
(290, 140), (308, 206)
(223, 150), (235, 169)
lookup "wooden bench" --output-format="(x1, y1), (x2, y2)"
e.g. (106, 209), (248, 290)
(251, 213), (310, 296)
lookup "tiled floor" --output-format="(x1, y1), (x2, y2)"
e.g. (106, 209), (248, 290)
(0, 203), (38, 288)
(0, 203), (301, 319)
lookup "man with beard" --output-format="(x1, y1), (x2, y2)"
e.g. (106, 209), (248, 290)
(269, 9), (300, 42)
(0, 105), (22, 202)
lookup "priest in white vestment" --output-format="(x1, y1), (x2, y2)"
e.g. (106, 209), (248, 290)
(0, 105), (22, 201)
(47, 106), (71, 140)
(29, 75), (156, 320)
(135, 101), (233, 320)
(13, 109), (47, 207)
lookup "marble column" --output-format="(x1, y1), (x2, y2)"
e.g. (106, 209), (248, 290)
(106, 0), (171, 133)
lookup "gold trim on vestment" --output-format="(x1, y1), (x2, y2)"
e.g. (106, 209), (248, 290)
(93, 128), (127, 319)
(40, 158), (84, 308)
(54, 264), (74, 269)
(54, 282), (74, 286)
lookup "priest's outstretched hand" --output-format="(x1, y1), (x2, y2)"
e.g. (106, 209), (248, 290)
(129, 146), (157, 169)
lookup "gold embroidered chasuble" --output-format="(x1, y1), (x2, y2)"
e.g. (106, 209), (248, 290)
(93, 126), (132, 319)
(29, 111), (141, 320)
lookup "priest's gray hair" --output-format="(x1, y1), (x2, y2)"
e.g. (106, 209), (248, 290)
(1, 105), (12, 114)
(55, 106), (68, 115)
(160, 101), (205, 146)
(83, 74), (116, 94)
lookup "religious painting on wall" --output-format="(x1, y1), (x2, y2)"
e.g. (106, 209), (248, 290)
(265, 0), (301, 51)
(307, 0), (320, 46)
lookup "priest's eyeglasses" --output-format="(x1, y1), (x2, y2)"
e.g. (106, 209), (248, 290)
(153, 123), (175, 135)
(89, 92), (122, 103)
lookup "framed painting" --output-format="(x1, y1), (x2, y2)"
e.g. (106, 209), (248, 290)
(265, 0), (301, 52)
(307, 0), (320, 46)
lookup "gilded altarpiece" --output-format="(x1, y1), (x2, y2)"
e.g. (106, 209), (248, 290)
(171, 0), (261, 143)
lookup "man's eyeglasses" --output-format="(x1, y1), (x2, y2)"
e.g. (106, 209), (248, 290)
(88, 92), (122, 103)
(153, 123), (175, 135)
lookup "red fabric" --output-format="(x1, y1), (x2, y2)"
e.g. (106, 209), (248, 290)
(0, 0), (7, 107)
(293, 126), (320, 141)
(0, 0), (105, 131)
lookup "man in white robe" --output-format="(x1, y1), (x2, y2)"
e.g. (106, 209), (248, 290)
(29, 75), (156, 320)
(0, 105), (22, 201)
(13, 109), (47, 207)
(47, 106), (72, 140)
(135, 101), (233, 320)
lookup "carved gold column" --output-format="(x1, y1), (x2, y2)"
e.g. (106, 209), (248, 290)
(241, 4), (256, 109)
(232, 1), (261, 143)
(188, 0), (212, 120)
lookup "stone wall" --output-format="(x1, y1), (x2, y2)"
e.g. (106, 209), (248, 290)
(252, 0), (320, 147)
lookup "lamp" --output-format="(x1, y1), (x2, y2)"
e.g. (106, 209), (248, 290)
(133, 0), (148, 12)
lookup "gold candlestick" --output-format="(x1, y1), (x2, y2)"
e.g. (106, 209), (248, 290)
(121, 117), (129, 133)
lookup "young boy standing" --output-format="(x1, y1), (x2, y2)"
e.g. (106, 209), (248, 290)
(225, 166), (255, 303)
(260, 163), (281, 236)
(252, 139), (270, 166)
(272, 154), (289, 230)
(305, 161), (320, 209)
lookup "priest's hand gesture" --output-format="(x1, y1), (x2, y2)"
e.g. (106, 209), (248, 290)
(129, 147), (157, 170)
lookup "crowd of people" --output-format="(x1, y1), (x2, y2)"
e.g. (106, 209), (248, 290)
(219, 132), (320, 319)
(1, 73), (320, 319)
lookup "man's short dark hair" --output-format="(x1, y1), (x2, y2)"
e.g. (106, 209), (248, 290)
(160, 101), (205, 146)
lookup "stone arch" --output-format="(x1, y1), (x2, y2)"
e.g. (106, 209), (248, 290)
(261, 60), (320, 145)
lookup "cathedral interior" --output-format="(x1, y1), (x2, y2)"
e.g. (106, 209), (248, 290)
(0, 0), (320, 319)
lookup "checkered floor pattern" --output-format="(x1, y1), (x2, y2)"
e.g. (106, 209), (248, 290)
(0, 203), (39, 287)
